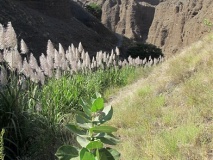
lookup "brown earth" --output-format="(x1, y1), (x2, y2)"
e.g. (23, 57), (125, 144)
(80, 0), (213, 56)
(0, 0), (118, 59)
(147, 0), (213, 56)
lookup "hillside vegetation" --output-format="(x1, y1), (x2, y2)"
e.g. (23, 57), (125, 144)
(109, 34), (213, 159)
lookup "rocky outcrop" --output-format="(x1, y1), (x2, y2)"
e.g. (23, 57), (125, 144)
(80, 0), (213, 56)
(0, 0), (118, 59)
(81, 0), (159, 42)
(147, 0), (213, 56)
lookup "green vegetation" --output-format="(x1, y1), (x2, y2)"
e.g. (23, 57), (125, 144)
(1, 21), (212, 160)
(85, 3), (102, 20)
(0, 22), (158, 159)
(127, 43), (164, 59)
(56, 94), (120, 160)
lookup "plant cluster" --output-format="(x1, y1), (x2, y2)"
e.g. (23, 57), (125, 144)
(0, 22), (163, 86)
(127, 43), (164, 60)
(0, 22), (162, 159)
(85, 3), (102, 20)
(56, 94), (120, 160)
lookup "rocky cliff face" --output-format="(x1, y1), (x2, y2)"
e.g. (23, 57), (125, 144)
(80, 0), (213, 56)
(147, 0), (213, 56)
(80, 0), (161, 42)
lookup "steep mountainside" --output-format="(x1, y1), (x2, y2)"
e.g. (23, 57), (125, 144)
(0, 0), (118, 59)
(80, 0), (213, 55)
(147, 0), (213, 55)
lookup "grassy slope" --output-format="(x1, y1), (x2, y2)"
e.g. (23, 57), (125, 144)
(109, 34), (213, 160)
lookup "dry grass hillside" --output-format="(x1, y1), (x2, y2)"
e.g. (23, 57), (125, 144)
(109, 33), (213, 160)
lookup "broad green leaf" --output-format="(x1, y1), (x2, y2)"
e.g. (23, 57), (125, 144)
(95, 133), (119, 145)
(75, 110), (91, 121)
(94, 105), (113, 124)
(91, 97), (104, 112)
(80, 148), (96, 160)
(98, 148), (114, 160)
(77, 136), (90, 148)
(107, 148), (120, 160)
(66, 124), (86, 135)
(86, 141), (103, 150)
(90, 126), (117, 134)
(55, 145), (79, 160)
(76, 115), (92, 129)
(80, 98), (92, 116)
(79, 148), (89, 159)
(96, 149), (100, 160)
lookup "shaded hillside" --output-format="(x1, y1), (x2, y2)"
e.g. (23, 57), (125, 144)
(0, 0), (118, 59)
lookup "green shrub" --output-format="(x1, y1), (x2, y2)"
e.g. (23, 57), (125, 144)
(127, 43), (164, 60)
(55, 94), (120, 160)
(86, 3), (102, 20)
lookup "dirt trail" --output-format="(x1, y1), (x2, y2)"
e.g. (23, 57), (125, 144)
(107, 77), (146, 106)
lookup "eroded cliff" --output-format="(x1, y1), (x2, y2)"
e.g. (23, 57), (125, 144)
(80, 0), (213, 55)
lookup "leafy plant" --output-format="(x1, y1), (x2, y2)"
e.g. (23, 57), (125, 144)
(55, 94), (120, 160)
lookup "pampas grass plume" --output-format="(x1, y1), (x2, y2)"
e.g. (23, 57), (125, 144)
(20, 39), (29, 54)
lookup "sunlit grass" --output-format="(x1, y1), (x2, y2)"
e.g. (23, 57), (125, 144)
(110, 33), (213, 160)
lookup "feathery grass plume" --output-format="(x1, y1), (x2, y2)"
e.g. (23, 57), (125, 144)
(36, 67), (45, 85)
(85, 52), (90, 68)
(81, 49), (86, 60)
(61, 58), (68, 71)
(153, 58), (158, 65)
(78, 42), (83, 53)
(115, 46), (120, 56)
(29, 53), (39, 71)
(47, 40), (54, 58)
(103, 51), (107, 63)
(39, 53), (49, 76)
(0, 128), (5, 160)
(0, 24), (5, 50)
(54, 49), (61, 68)
(142, 58), (147, 65)
(55, 68), (61, 80)
(0, 66), (8, 86)
(22, 58), (33, 77)
(46, 53), (54, 71)
(13, 49), (23, 72)
(71, 43), (75, 56)
(3, 49), (18, 71)
(4, 22), (17, 49)
(20, 39), (29, 54)
(58, 43), (65, 55)
(75, 48), (80, 60)
(77, 59), (82, 71)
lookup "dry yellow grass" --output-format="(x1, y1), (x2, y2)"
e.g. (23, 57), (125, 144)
(109, 34), (213, 160)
